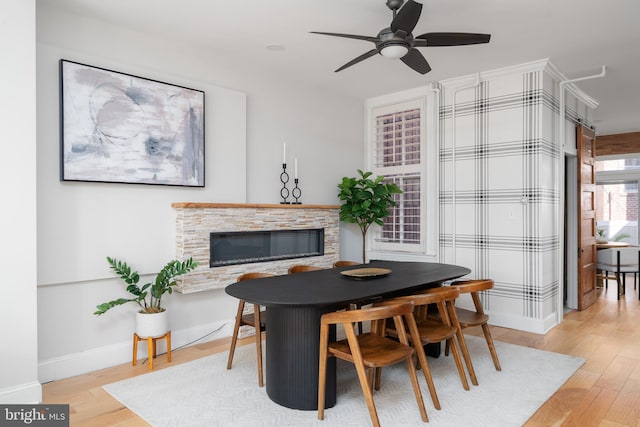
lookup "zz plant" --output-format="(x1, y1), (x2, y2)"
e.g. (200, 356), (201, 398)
(94, 256), (198, 315)
(337, 169), (402, 263)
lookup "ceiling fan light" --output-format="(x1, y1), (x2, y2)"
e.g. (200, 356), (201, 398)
(380, 44), (409, 59)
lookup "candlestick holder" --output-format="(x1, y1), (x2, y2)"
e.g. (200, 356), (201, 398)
(291, 178), (302, 205)
(280, 163), (291, 204)
(292, 178), (302, 204)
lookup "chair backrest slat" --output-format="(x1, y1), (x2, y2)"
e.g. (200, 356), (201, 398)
(322, 301), (414, 325)
(450, 279), (494, 293)
(237, 272), (275, 282)
(288, 265), (323, 274)
(333, 260), (360, 268)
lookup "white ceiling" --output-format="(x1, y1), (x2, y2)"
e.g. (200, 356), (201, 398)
(50, 0), (640, 136)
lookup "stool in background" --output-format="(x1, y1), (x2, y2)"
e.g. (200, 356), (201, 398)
(133, 331), (171, 370)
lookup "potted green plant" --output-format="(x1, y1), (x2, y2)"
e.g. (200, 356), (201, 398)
(95, 256), (198, 337)
(596, 228), (631, 243)
(612, 232), (631, 242)
(337, 169), (403, 263)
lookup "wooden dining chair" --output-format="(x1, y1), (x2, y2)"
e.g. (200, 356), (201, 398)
(418, 286), (480, 386)
(378, 287), (471, 394)
(226, 272), (275, 387)
(333, 260), (360, 268)
(333, 260), (364, 333)
(288, 264), (323, 274)
(447, 279), (502, 371)
(317, 302), (428, 426)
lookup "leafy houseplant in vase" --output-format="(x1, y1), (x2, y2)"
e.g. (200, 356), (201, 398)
(337, 169), (403, 264)
(95, 256), (198, 337)
(596, 228), (631, 244)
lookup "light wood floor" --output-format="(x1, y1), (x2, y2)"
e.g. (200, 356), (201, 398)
(43, 285), (640, 426)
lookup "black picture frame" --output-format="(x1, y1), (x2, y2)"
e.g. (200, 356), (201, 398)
(59, 59), (205, 187)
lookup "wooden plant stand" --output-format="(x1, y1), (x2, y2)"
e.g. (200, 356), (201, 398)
(132, 331), (171, 370)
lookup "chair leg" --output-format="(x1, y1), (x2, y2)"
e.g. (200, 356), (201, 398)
(317, 324), (329, 421)
(412, 339), (441, 409)
(356, 362), (380, 427)
(373, 367), (382, 391)
(481, 324), (501, 371)
(345, 327), (381, 427)
(227, 301), (245, 370)
(367, 368), (376, 392)
(405, 355), (429, 422)
(254, 305), (264, 387)
(448, 302), (478, 386)
(446, 336), (470, 391)
(454, 328), (478, 386)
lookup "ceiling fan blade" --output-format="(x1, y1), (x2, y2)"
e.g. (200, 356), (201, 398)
(390, 0), (423, 34)
(415, 32), (491, 46)
(401, 48), (431, 74)
(335, 49), (379, 72)
(310, 31), (378, 43)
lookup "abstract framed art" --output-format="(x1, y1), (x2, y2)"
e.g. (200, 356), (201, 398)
(60, 59), (205, 187)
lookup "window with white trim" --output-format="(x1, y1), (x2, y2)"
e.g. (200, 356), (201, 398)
(368, 98), (427, 255)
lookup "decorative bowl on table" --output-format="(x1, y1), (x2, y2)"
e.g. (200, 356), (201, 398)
(340, 267), (391, 280)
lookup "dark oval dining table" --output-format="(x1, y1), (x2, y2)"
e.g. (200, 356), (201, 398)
(225, 260), (470, 410)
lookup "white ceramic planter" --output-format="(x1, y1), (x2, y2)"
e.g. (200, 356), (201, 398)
(136, 310), (169, 338)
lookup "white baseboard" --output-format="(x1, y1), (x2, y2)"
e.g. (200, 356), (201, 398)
(37, 309), (561, 383)
(39, 320), (232, 383)
(542, 312), (559, 333)
(488, 311), (557, 334)
(456, 299), (559, 334)
(0, 381), (42, 404)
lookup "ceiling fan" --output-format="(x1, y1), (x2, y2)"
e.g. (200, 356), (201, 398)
(311, 0), (491, 74)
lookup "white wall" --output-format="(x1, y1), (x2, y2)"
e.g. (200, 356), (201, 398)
(0, 0), (41, 403)
(38, 51), (248, 285)
(36, 3), (363, 381)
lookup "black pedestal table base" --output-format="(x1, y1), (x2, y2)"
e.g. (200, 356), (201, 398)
(266, 305), (337, 410)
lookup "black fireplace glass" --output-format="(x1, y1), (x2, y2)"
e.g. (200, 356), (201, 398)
(210, 228), (324, 267)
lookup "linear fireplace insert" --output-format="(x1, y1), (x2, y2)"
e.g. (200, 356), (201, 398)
(210, 228), (324, 267)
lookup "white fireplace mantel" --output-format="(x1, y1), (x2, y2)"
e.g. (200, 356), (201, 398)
(172, 203), (340, 293)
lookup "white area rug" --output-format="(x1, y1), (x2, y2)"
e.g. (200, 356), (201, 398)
(103, 336), (583, 426)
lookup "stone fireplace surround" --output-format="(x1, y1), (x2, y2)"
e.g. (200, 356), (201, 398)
(171, 203), (340, 293)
